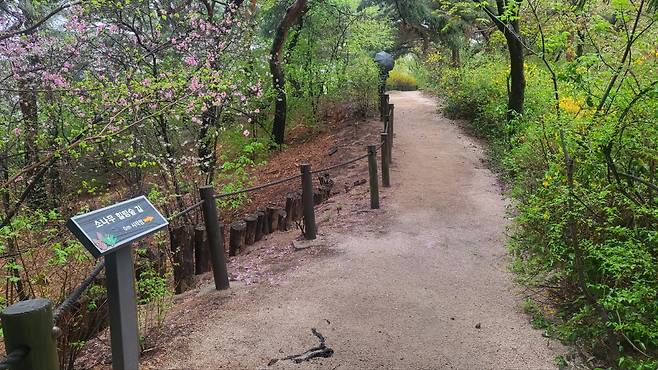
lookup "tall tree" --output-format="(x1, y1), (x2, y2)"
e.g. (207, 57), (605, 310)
(474, 0), (525, 118)
(270, 0), (308, 145)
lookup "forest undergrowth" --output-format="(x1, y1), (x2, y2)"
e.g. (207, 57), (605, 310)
(425, 15), (658, 368)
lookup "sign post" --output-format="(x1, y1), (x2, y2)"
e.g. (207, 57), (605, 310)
(105, 246), (139, 369)
(67, 196), (168, 370)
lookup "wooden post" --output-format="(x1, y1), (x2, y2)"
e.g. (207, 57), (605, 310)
(1, 299), (59, 370)
(229, 221), (246, 256)
(284, 194), (295, 228)
(219, 223), (225, 252)
(182, 226), (194, 287)
(300, 163), (317, 240)
(105, 247), (140, 370)
(255, 211), (265, 241)
(294, 192), (303, 221)
(381, 133), (390, 188)
(259, 206), (271, 234)
(380, 94), (389, 121)
(266, 206), (281, 232)
(388, 103), (394, 159)
(194, 226), (211, 275)
(278, 211), (288, 231)
(199, 186), (230, 290)
(170, 225), (195, 293)
(367, 145), (380, 209)
(244, 214), (258, 245)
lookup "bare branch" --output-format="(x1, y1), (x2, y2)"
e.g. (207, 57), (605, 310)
(0, 1), (81, 42)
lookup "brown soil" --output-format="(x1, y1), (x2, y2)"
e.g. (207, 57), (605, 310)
(75, 103), (384, 369)
(222, 104), (381, 220)
(82, 91), (566, 369)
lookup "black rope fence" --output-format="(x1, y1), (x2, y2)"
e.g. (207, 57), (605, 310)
(47, 97), (392, 329)
(0, 92), (395, 370)
(214, 173), (302, 199)
(213, 127), (388, 197)
(211, 149), (375, 200)
(53, 258), (105, 323)
(168, 200), (204, 221)
(51, 200), (204, 323)
(48, 148), (375, 325)
(310, 153), (370, 175)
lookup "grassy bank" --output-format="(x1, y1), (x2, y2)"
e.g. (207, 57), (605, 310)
(429, 53), (658, 369)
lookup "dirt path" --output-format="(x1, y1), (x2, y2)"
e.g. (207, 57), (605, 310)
(146, 91), (563, 369)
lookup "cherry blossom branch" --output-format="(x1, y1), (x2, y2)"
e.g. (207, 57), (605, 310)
(0, 1), (81, 42)
(0, 93), (190, 190)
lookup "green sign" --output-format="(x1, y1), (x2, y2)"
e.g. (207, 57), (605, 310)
(67, 196), (168, 258)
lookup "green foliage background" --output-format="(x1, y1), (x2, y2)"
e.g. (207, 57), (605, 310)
(426, 23), (658, 369)
(423, 2), (658, 364)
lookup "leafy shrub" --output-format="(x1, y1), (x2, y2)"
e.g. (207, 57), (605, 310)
(433, 53), (658, 368)
(391, 53), (431, 88)
(386, 70), (418, 91)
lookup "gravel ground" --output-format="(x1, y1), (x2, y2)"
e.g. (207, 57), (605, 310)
(142, 91), (565, 370)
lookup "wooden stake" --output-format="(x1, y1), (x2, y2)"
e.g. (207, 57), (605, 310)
(244, 214), (258, 245)
(194, 226), (211, 275)
(229, 221), (246, 256)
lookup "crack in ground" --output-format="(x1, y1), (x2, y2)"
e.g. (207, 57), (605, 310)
(268, 328), (334, 366)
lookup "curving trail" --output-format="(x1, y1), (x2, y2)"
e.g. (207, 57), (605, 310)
(151, 91), (563, 369)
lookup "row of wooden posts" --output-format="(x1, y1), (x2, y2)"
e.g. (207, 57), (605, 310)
(191, 97), (393, 292)
(169, 173), (334, 294)
(0, 97), (395, 370)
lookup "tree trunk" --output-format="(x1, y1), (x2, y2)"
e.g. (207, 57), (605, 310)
(46, 114), (62, 208)
(487, 0), (525, 119)
(565, 32), (575, 62)
(269, 0), (308, 145)
(506, 28), (525, 117)
(157, 116), (187, 214)
(19, 88), (46, 207)
(576, 29), (585, 58)
(285, 15), (306, 98)
(18, 92), (37, 153)
(170, 226), (195, 294)
(197, 107), (217, 184)
(450, 47), (460, 67)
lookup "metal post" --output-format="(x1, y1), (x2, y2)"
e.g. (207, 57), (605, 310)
(388, 103), (394, 162)
(368, 145), (380, 209)
(105, 247), (139, 370)
(199, 186), (230, 290)
(1, 299), (59, 370)
(300, 164), (317, 240)
(380, 133), (390, 188)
